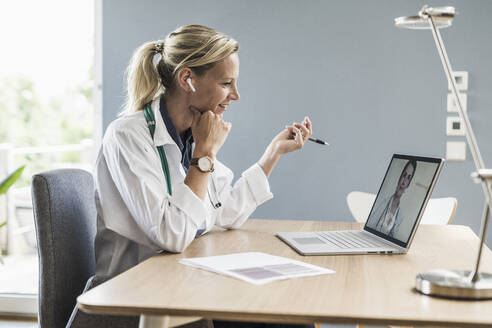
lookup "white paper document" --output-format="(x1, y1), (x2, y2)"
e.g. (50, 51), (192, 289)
(179, 252), (335, 285)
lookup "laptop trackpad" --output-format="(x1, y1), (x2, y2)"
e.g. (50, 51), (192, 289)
(293, 237), (325, 245)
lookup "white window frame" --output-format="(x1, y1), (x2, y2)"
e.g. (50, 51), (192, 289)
(94, 0), (103, 151)
(0, 294), (37, 318)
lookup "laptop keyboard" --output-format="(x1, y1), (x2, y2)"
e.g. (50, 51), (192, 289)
(316, 230), (389, 249)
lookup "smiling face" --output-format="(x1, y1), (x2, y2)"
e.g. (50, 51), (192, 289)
(395, 162), (415, 197)
(189, 52), (240, 115)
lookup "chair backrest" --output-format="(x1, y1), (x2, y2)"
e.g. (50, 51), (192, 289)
(346, 191), (457, 225)
(32, 169), (96, 328)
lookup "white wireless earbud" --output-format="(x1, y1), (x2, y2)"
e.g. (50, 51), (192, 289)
(186, 78), (196, 92)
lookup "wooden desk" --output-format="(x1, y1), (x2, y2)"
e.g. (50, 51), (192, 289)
(78, 219), (492, 327)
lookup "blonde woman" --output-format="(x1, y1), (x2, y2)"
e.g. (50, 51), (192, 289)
(69, 25), (314, 327)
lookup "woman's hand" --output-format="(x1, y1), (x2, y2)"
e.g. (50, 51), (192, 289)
(272, 117), (313, 156)
(191, 107), (232, 158)
(258, 116), (312, 177)
(185, 108), (231, 200)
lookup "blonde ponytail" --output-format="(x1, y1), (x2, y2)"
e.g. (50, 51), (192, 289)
(122, 25), (239, 114)
(123, 41), (163, 114)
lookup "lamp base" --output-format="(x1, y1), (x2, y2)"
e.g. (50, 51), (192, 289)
(416, 269), (492, 299)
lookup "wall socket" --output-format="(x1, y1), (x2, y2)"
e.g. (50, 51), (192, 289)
(446, 117), (466, 136)
(447, 93), (467, 113)
(448, 71), (468, 91)
(446, 141), (466, 161)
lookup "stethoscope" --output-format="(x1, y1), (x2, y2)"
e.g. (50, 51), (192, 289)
(375, 195), (400, 233)
(143, 103), (222, 209)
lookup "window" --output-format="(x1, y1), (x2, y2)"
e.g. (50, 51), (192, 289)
(0, 0), (95, 317)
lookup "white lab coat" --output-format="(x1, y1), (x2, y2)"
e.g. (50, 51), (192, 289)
(368, 194), (402, 237)
(94, 98), (273, 277)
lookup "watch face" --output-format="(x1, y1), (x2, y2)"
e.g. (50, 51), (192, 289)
(198, 157), (212, 171)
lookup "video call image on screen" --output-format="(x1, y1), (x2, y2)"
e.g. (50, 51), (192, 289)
(365, 158), (440, 244)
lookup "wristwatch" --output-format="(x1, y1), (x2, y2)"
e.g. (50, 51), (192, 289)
(190, 156), (214, 173)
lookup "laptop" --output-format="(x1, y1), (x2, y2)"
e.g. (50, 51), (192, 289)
(277, 154), (444, 255)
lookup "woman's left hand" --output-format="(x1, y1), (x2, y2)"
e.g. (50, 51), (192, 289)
(271, 116), (312, 156)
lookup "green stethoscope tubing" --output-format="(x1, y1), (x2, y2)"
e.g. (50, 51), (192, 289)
(143, 103), (173, 196)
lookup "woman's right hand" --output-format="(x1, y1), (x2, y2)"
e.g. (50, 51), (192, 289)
(190, 107), (231, 158)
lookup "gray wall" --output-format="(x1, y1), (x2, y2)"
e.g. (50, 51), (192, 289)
(102, 0), (492, 249)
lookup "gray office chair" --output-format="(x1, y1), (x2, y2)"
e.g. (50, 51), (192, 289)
(31, 169), (138, 328)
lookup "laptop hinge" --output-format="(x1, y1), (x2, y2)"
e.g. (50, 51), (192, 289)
(361, 230), (407, 252)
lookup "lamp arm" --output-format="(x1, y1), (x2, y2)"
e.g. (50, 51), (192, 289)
(428, 16), (492, 282)
(428, 17), (484, 169)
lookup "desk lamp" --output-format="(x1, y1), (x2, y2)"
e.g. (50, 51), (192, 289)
(395, 5), (492, 299)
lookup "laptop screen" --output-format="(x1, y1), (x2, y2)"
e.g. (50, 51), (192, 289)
(364, 154), (444, 248)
